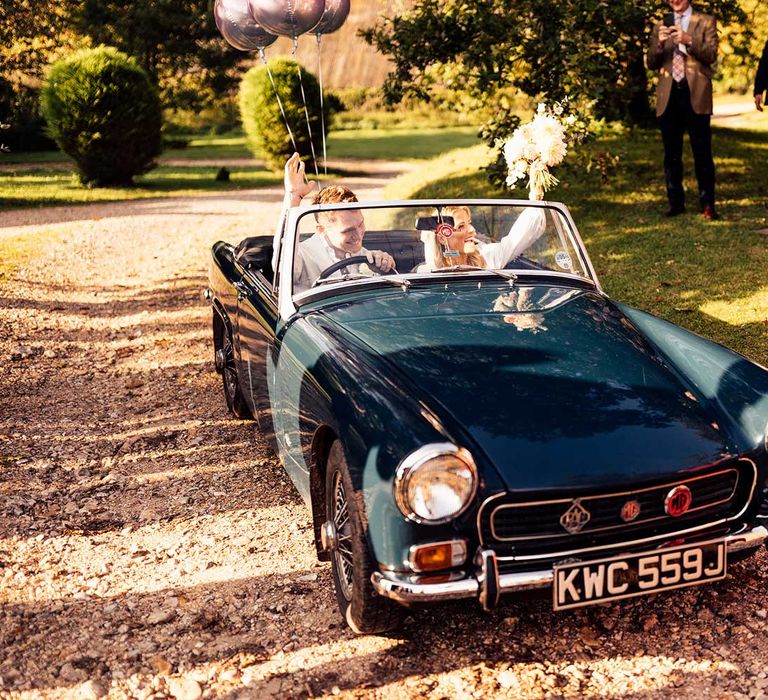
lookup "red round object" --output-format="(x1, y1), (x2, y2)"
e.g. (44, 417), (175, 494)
(620, 499), (641, 522)
(665, 485), (692, 517)
(435, 222), (454, 239)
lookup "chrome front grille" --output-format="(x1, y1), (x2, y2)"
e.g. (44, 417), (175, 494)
(479, 460), (756, 558)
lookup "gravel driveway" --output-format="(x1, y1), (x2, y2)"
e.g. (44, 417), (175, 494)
(1, 164), (768, 700)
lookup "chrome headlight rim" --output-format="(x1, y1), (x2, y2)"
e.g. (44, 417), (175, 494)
(394, 442), (478, 525)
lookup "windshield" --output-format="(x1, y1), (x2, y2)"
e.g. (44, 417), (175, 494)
(290, 202), (591, 297)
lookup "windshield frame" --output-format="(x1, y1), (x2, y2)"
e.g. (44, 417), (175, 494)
(278, 199), (601, 320)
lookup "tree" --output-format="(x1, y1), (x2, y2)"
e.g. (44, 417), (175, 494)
(0, 0), (75, 81)
(362, 0), (750, 127)
(240, 58), (332, 169)
(0, 1), (84, 152)
(72, 0), (241, 110)
(40, 46), (162, 186)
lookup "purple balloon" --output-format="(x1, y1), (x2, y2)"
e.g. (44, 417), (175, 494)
(314, 0), (350, 35)
(248, 0), (326, 38)
(215, 0), (277, 51)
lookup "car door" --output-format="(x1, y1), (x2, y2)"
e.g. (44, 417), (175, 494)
(235, 263), (279, 443)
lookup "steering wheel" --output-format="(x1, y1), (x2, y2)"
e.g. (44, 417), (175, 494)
(314, 255), (398, 284)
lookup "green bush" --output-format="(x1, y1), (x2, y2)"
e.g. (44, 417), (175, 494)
(239, 58), (333, 169)
(40, 46), (162, 186)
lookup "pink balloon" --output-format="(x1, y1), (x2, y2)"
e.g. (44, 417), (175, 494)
(314, 0), (350, 35)
(248, 0), (326, 38)
(215, 0), (277, 51)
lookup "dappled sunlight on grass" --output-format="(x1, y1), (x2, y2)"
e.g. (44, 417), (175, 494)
(700, 288), (768, 326)
(0, 165), (283, 210)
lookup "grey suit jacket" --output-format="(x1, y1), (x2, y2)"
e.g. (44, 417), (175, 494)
(647, 10), (718, 116)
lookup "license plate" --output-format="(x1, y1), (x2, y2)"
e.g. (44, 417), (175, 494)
(553, 539), (727, 611)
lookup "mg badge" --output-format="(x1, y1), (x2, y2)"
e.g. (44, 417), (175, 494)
(560, 500), (591, 534)
(621, 499), (641, 522)
(665, 485), (693, 517)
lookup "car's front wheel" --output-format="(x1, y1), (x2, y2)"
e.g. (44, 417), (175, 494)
(325, 440), (406, 634)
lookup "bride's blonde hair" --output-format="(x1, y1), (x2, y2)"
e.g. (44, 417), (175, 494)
(423, 205), (486, 269)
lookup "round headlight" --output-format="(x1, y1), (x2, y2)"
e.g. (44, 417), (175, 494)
(395, 444), (478, 524)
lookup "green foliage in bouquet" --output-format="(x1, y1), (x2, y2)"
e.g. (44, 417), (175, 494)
(40, 46), (162, 186)
(240, 58), (334, 170)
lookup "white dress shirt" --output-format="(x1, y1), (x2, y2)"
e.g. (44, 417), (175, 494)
(293, 233), (370, 292)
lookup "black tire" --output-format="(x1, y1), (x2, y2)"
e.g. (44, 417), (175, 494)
(325, 440), (406, 634)
(220, 324), (252, 420)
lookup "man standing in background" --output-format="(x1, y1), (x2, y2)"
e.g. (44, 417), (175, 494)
(755, 39), (768, 111)
(648, 0), (719, 220)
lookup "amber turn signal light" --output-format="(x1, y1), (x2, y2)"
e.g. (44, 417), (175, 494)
(408, 540), (467, 573)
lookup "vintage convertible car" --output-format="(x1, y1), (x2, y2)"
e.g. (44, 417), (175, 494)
(206, 198), (768, 633)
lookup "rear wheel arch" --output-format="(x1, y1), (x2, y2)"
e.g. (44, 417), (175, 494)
(310, 425), (338, 561)
(211, 302), (229, 360)
(212, 302), (252, 420)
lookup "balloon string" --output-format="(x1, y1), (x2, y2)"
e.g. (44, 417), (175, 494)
(295, 60), (321, 182)
(259, 48), (299, 158)
(316, 33), (328, 177)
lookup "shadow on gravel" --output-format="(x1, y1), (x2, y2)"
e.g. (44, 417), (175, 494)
(3, 553), (763, 696)
(0, 270), (302, 541)
(0, 566), (333, 694)
(212, 554), (764, 698)
(0, 278), (204, 320)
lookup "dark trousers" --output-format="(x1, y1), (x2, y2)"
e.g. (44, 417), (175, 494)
(659, 81), (716, 210)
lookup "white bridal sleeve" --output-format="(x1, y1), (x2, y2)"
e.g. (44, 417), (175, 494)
(479, 208), (547, 269)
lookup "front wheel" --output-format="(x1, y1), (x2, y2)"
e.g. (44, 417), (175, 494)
(325, 440), (406, 634)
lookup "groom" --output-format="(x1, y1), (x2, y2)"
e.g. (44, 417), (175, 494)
(647, 0), (719, 220)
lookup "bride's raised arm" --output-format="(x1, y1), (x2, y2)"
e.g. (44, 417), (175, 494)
(479, 207), (547, 269)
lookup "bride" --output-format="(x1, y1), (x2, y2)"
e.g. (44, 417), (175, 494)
(420, 204), (547, 271)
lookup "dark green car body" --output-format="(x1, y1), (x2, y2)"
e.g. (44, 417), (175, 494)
(207, 199), (768, 619)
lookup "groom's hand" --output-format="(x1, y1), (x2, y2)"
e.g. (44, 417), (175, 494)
(284, 153), (316, 206)
(366, 250), (395, 273)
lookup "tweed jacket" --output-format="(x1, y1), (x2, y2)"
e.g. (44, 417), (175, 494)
(647, 10), (718, 116)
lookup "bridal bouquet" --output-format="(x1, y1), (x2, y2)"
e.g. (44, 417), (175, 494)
(502, 102), (577, 201)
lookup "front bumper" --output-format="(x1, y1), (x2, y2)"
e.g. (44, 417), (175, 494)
(371, 525), (768, 610)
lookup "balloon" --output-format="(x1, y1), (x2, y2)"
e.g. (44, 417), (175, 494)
(214, 0), (277, 51)
(248, 0), (326, 38)
(313, 0), (350, 35)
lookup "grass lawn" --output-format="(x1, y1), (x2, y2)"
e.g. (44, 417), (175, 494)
(391, 126), (768, 365)
(0, 126), (480, 211)
(0, 165), (283, 210)
(327, 126), (479, 160)
(0, 135), (255, 164)
(163, 126), (480, 161)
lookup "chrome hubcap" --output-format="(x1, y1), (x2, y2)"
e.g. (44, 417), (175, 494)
(332, 471), (354, 601)
(215, 348), (226, 373)
(321, 520), (338, 552)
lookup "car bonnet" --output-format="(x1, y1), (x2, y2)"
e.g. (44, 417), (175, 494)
(310, 282), (732, 492)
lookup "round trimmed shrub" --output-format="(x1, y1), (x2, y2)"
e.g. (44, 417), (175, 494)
(240, 58), (333, 169)
(40, 46), (162, 186)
